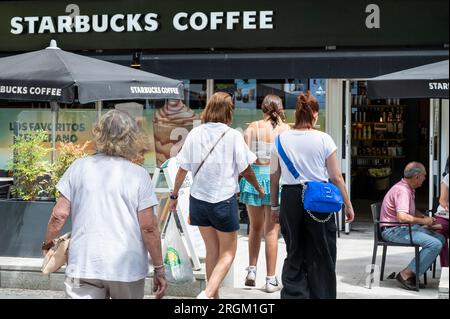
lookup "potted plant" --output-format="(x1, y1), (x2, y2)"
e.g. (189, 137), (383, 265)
(0, 130), (89, 257)
(8, 130), (54, 201)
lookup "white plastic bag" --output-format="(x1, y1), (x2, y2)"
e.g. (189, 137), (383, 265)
(162, 214), (195, 285)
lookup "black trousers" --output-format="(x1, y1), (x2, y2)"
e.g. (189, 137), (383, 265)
(279, 184), (337, 299)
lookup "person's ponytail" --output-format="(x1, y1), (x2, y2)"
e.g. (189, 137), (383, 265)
(261, 94), (285, 128)
(294, 91), (319, 129)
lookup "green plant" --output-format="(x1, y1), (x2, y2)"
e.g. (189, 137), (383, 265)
(48, 141), (90, 198)
(8, 130), (53, 201)
(7, 130), (91, 201)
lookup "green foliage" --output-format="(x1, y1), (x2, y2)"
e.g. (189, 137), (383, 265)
(48, 141), (90, 198)
(8, 130), (53, 201)
(8, 130), (90, 201)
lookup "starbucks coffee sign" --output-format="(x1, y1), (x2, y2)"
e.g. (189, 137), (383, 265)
(10, 10), (275, 34)
(0, 0), (447, 51)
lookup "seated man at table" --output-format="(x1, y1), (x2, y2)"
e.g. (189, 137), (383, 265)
(380, 162), (445, 290)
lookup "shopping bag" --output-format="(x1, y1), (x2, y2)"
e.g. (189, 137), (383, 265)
(41, 232), (71, 275)
(162, 214), (195, 285)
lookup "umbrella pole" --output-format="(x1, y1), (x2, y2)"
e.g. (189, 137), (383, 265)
(96, 101), (102, 121)
(50, 101), (59, 163)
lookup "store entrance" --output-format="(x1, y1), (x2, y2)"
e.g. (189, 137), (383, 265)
(349, 81), (431, 222)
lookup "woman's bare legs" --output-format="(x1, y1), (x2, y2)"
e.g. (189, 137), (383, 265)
(199, 226), (237, 299)
(264, 205), (279, 276)
(247, 205), (265, 267)
(199, 226), (220, 298)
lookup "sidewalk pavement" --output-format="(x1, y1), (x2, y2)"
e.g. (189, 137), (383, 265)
(0, 222), (447, 299)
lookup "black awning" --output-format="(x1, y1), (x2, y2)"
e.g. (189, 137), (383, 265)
(367, 60), (449, 99)
(138, 49), (449, 79)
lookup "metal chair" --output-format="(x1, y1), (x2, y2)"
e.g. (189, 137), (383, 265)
(370, 202), (423, 291)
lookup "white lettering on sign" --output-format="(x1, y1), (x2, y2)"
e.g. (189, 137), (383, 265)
(75, 15), (91, 33)
(38, 16), (56, 33)
(0, 85), (62, 96)
(92, 15), (108, 32)
(127, 13), (142, 32)
(144, 13), (159, 31)
(110, 14), (125, 32)
(210, 12), (224, 30)
(173, 10), (274, 31)
(260, 11), (274, 29)
(190, 12), (209, 31)
(58, 16), (73, 33)
(10, 9), (275, 34)
(130, 86), (180, 95)
(243, 11), (257, 30)
(429, 82), (449, 90)
(24, 16), (39, 33)
(10, 17), (23, 34)
(173, 12), (188, 31)
(365, 4), (380, 29)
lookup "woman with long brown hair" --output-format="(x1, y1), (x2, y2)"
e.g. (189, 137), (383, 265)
(270, 91), (354, 299)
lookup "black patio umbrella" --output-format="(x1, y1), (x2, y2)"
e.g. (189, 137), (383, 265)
(0, 40), (184, 103)
(367, 59), (449, 99)
(0, 40), (184, 161)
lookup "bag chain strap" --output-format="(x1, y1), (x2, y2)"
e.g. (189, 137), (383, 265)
(301, 182), (333, 224)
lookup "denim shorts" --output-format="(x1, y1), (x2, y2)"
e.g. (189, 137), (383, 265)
(189, 195), (240, 232)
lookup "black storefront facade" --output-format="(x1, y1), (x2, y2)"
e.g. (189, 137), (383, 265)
(0, 0), (449, 231)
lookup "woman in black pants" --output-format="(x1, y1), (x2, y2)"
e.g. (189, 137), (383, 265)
(270, 91), (355, 299)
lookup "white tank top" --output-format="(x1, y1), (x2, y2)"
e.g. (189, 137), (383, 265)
(250, 121), (272, 161)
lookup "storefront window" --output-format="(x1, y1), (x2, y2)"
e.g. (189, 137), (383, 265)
(0, 107), (99, 170)
(184, 80), (207, 110)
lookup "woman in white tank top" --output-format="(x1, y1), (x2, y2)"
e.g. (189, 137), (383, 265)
(239, 94), (290, 292)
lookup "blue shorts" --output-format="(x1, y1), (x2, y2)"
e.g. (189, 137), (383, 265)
(189, 195), (240, 232)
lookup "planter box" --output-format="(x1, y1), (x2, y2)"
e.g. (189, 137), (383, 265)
(0, 200), (71, 257)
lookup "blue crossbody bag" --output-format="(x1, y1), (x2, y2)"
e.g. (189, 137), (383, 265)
(275, 136), (343, 222)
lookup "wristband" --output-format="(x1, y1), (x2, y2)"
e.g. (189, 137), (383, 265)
(170, 193), (178, 200)
(153, 264), (164, 269)
(271, 205), (280, 211)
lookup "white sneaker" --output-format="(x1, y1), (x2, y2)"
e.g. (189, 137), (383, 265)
(244, 266), (257, 287)
(196, 290), (212, 299)
(265, 277), (281, 293)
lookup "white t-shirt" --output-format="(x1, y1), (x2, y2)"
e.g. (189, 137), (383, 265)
(271, 130), (337, 185)
(56, 153), (158, 282)
(177, 122), (256, 203)
(437, 174), (449, 213)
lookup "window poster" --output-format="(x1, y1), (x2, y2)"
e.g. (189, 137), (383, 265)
(309, 79), (326, 111)
(234, 79), (256, 109)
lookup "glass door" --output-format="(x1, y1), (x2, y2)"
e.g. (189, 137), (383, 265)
(429, 99), (442, 211)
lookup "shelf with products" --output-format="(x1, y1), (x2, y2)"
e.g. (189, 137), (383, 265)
(350, 80), (407, 194)
(351, 155), (406, 159)
(352, 137), (404, 142)
(353, 105), (406, 108)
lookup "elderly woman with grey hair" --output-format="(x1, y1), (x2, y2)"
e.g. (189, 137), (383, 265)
(42, 110), (166, 299)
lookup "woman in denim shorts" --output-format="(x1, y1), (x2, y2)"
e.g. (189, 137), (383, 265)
(169, 92), (264, 299)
